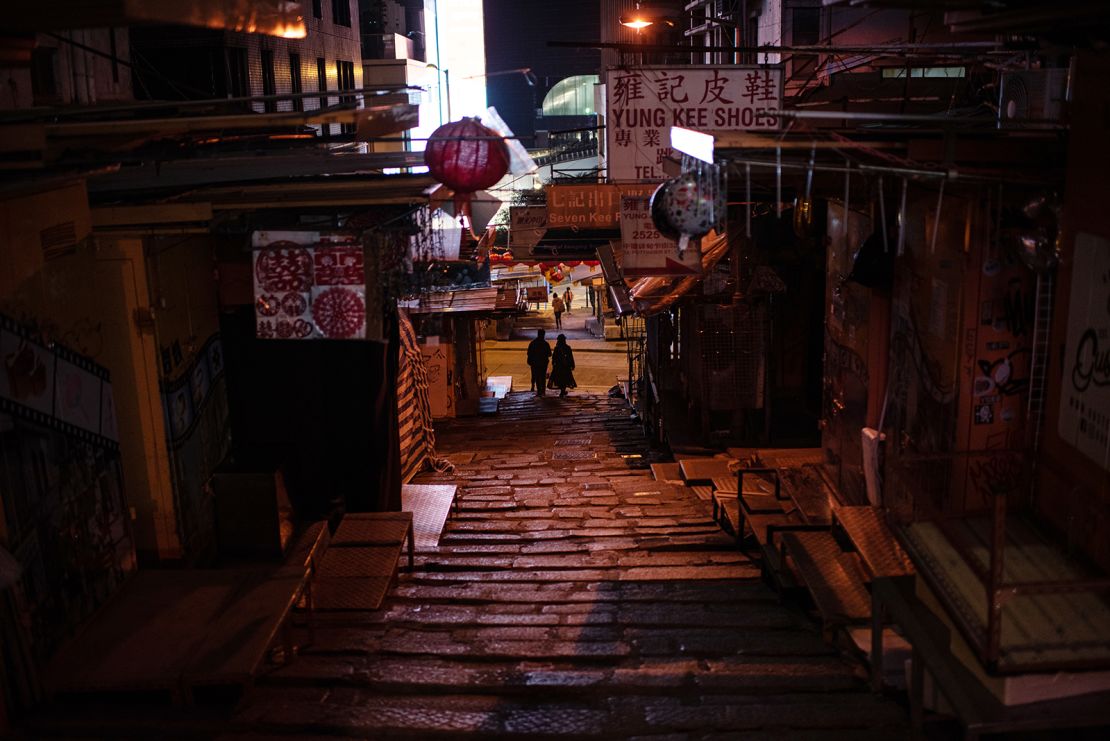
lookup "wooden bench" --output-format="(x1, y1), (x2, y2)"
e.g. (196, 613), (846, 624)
(650, 462), (683, 483)
(678, 456), (736, 485)
(834, 505), (914, 580)
(403, 483), (459, 548)
(779, 530), (872, 636)
(314, 511), (415, 612)
(872, 576), (1110, 740)
(333, 511), (415, 571)
(45, 522), (329, 705)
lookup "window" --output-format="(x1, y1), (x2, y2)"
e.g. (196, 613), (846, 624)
(317, 57), (330, 135)
(108, 27), (119, 83)
(336, 60), (356, 133)
(317, 56), (329, 107)
(790, 8), (821, 83)
(541, 75), (600, 117)
(225, 47), (249, 98)
(332, 0), (351, 27)
(261, 49), (276, 112)
(30, 46), (57, 98)
(312, 0), (322, 19)
(289, 53), (303, 111)
(881, 66), (966, 79)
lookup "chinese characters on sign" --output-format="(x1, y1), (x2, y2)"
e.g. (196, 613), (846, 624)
(606, 66), (783, 181)
(545, 183), (657, 229)
(508, 206), (548, 252)
(618, 196), (702, 278)
(1059, 232), (1110, 470)
(252, 230), (368, 341)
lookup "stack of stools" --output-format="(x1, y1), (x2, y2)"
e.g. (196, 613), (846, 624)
(314, 512), (415, 612)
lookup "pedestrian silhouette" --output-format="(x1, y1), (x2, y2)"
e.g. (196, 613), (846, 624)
(550, 334), (577, 397)
(526, 328), (552, 397)
(551, 294), (565, 329)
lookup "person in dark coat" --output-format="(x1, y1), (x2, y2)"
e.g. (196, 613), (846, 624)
(527, 328), (552, 397)
(549, 334), (577, 397)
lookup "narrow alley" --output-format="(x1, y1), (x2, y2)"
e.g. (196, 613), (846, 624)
(231, 393), (908, 739)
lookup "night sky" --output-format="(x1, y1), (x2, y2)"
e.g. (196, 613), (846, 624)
(483, 0), (601, 141)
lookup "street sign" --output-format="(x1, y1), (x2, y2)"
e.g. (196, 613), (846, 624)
(605, 65), (784, 182)
(545, 183), (656, 230)
(617, 196), (702, 278)
(509, 206), (547, 251)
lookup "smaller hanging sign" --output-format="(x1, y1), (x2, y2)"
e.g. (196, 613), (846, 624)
(509, 206), (548, 252)
(617, 196), (702, 278)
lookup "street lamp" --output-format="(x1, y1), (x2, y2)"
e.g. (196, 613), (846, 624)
(426, 62), (451, 122)
(619, 4), (676, 31)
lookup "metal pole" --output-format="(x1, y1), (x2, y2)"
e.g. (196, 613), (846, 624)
(444, 69), (452, 121)
(548, 40), (1014, 55)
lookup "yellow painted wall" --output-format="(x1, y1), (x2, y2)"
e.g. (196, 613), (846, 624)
(0, 183), (180, 561)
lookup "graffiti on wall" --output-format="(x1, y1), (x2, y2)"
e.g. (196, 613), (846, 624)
(160, 334), (230, 557)
(1059, 232), (1110, 470)
(0, 312), (133, 660)
(969, 452), (1025, 500)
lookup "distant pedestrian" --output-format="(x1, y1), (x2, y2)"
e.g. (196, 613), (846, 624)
(551, 294), (565, 329)
(550, 334), (577, 397)
(527, 328), (552, 397)
(564, 287), (574, 313)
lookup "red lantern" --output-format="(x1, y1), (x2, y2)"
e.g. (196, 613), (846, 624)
(424, 118), (510, 215)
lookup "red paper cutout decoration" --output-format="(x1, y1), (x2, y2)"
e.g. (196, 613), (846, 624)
(424, 118), (509, 215)
(312, 287), (366, 339)
(255, 244), (313, 292)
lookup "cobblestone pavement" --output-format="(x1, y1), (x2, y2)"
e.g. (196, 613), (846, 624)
(230, 392), (909, 739)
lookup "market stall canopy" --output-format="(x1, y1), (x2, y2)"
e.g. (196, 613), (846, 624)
(1, 94), (419, 172)
(628, 231), (730, 317)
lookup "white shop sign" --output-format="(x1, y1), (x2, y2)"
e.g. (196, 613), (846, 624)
(605, 65), (783, 182)
(1058, 232), (1110, 470)
(618, 196), (701, 278)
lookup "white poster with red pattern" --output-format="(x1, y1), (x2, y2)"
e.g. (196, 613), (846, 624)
(251, 231), (368, 340)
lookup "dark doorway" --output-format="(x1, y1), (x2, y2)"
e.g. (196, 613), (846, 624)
(218, 306), (399, 518)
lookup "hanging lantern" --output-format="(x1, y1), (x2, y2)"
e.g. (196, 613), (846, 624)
(424, 118), (510, 216)
(649, 181), (682, 241)
(793, 197), (815, 238)
(1002, 193), (1061, 274)
(660, 165), (725, 252)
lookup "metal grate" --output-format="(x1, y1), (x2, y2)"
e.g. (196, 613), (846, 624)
(319, 546), (401, 578)
(402, 484), (457, 549)
(697, 303), (766, 410)
(313, 577), (393, 611)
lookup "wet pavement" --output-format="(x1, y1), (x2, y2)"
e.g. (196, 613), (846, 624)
(228, 392), (909, 739)
(484, 307), (630, 392)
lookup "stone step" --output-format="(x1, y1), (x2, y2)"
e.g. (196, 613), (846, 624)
(409, 551), (751, 571)
(395, 563), (758, 583)
(257, 655), (866, 695)
(229, 691), (906, 737)
(387, 580), (776, 605)
(294, 625), (837, 661)
(293, 600), (812, 631)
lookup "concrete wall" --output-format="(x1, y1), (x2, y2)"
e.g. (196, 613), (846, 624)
(1035, 50), (1110, 572)
(148, 236), (230, 563)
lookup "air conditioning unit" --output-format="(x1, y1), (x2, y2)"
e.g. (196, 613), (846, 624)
(998, 68), (1068, 128)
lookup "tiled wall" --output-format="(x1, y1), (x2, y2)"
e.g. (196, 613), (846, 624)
(0, 28), (132, 111)
(228, 0), (363, 132)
